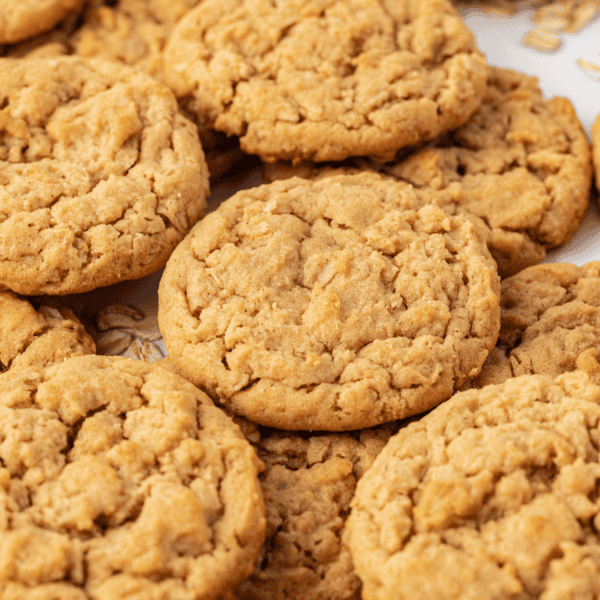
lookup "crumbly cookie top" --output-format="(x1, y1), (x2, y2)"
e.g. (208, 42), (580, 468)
(0, 291), (95, 373)
(0, 56), (209, 295)
(158, 172), (500, 430)
(164, 0), (488, 163)
(235, 420), (398, 600)
(0, 355), (265, 600)
(0, 0), (85, 44)
(347, 371), (600, 600)
(381, 66), (592, 277)
(469, 261), (600, 388)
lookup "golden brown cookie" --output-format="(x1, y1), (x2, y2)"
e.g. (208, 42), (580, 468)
(235, 420), (399, 600)
(158, 171), (501, 431)
(467, 261), (600, 388)
(0, 56), (209, 295)
(263, 67), (593, 278)
(0, 354), (266, 600)
(0, 0), (86, 44)
(347, 371), (600, 600)
(0, 290), (95, 373)
(593, 113), (600, 195)
(163, 0), (488, 164)
(71, 0), (201, 82)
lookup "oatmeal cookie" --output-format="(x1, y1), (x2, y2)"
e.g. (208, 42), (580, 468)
(347, 371), (600, 600)
(158, 172), (501, 431)
(467, 261), (600, 388)
(0, 290), (95, 373)
(0, 0), (86, 44)
(263, 67), (592, 277)
(163, 0), (488, 164)
(593, 113), (600, 195)
(0, 354), (266, 600)
(71, 0), (202, 83)
(0, 56), (209, 295)
(235, 419), (399, 600)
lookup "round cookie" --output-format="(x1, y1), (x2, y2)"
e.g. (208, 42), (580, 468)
(158, 172), (501, 431)
(0, 56), (209, 295)
(346, 371), (600, 600)
(163, 0), (488, 163)
(0, 0), (86, 44)
(467, 261), (600, 388)
(0, 290), (95, 373)
(263, 67), (593, 278)
(593, 113), (600, 195)
(235, 419), (400, 600)
(0, 354), (266, 600)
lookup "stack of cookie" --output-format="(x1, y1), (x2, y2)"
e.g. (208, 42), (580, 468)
(1, 0), (600, 598)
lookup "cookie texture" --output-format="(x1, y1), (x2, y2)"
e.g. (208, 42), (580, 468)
(0, 0), (85, 44)
(235, 420), (399, 600)
(263, 67), (592, 277)
(0, 355), (266, 600)
(71, 0), (202, 83)
(158, 172), (501, 431)
(347, 371), (600, 600)
(163, 0), (488, 163)
(0, 56), (209, 295)
(467, 261), (600, 388)
(0, 291), (95, 373)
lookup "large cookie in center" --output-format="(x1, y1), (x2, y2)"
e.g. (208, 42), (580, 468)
(158, 172), (501, 431)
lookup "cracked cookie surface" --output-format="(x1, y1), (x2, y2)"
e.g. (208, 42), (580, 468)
(0, 56), (209, 295)
(467, 261), (600, 389)
(264, 67), (592, 278)
(234, 419), (399, 600)
(158, 172), (501, 431)
(347, 371), (600, 600)
(0, 290), (95, 373)
(163, 0), (488, 163)
(0, 354), (266, 600)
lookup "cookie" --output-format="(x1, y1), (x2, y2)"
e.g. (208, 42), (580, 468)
(346, 370), (600, 600)
(71, 0), (201, 83)
(467, 261), (600, 388)
(0, 354), (266, 599)
(0, 0), (86, 44)
(263, 67), (593, 278)
(235, 419), (399, 600)
(0, 290), (95, 373)
(0, 56), (209, 295)
(163, 0), (488, 164)
(593, 113), (600, 195)
(158, 171), (501, 431)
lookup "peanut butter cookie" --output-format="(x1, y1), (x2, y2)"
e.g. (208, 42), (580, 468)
(467, 261), (600, 388)
(347, 371), (600, 600)
(0, 290), (95, 373)
(163, 0), (488, 164)
(0, 56), (209, 295)
(235, 420), (399, 600)
(0, 0), (85, 44)
(263, 67), (593, 278)
(0, 354), (266, 600)
(158, 172), (501, 431)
